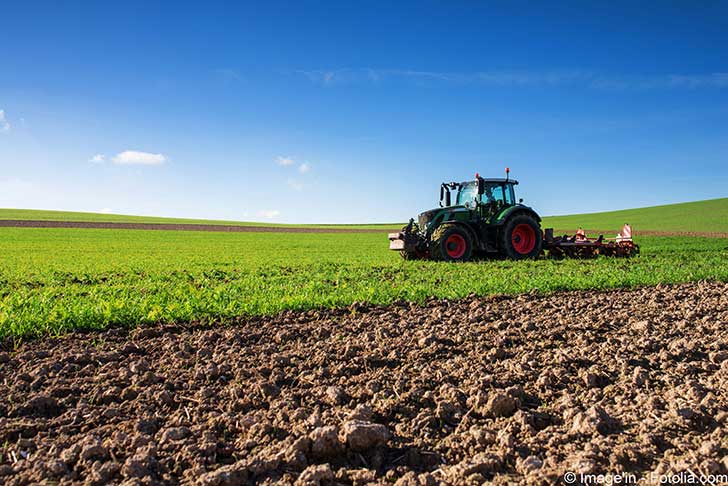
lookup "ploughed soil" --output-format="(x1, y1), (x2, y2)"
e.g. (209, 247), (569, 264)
(1, 219), (727, 238)
(1, 282), (727, 485)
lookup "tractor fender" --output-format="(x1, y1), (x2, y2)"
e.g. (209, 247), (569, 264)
(427, 207), (471, 234)
(495, 205), (542, 225)
(429, 220), (478, 245)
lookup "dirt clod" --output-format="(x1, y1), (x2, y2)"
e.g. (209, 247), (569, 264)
(485, 391), (519, 417)
(340, 420), (390, 451)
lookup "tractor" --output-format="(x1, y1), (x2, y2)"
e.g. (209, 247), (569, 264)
(389, 169), (543, 261)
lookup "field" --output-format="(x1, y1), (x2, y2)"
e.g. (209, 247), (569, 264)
(544, 198), (728, 235)
(1, 227), (727, 341)
(1, 200), (728, 484)
(0, 208), (400, 230)
(2, 282), (727, 485)
(4, 196), (727, 233)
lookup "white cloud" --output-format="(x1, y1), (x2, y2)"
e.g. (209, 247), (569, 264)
(287, 178), (304, 191)
(257, 209), (280, 219)
(298, 163), (311, 174)
(0, 110), (10, 132)
(276, 156), (295, 167)
(99, 208), (113, 214)
(112, 150), (167, 165)
(89, 154), (106, 163)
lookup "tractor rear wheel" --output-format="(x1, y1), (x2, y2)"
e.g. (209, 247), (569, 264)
(501, 215), (542, 259)
(431, 225), (474, 262)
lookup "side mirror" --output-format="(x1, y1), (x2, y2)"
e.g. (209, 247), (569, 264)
(519, 198), (523, 203)
(445, 191), (451, 207)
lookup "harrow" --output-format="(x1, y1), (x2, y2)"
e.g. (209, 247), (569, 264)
(543, 224), (640, 258)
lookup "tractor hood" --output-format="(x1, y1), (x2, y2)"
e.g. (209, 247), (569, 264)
(418, 206), (470, 229)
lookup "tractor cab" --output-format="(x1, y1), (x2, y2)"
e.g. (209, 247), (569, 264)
(440, 174), (519, 216)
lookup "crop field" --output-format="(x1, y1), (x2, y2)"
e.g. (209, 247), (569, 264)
(544, 197), (728, 234)
(1, 201), (728, 485)
(4, 197), (726, 234)
(1, 225), (727, 341)
(0, 208), (400, 230)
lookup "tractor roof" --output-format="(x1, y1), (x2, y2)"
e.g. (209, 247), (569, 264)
(472, 178), (519, 185)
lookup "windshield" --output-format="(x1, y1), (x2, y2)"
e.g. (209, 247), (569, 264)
(455, 182), (478, 205)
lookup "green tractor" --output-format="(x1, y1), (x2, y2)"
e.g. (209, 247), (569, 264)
(389, 169), (543, 261)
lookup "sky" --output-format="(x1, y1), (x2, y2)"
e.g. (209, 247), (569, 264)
(1, 1), (727, 224)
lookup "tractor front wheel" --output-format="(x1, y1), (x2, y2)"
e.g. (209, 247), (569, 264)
(431, 225), (474, 262)
(501, 215), (542, 259)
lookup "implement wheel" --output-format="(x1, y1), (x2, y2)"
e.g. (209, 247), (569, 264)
(431, 225), (473, 262)
(501, 215), (542, 259)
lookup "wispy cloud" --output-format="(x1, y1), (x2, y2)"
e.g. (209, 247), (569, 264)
(590, 73), (728, 90)
(286, 178), (304, 191)
(294, 68), (728, 91)
(276, 156), (295, 167)
(277, 157), (312, 189)
(89, 154), (105, 163)
(0, 110), (10, 132)
(112, 150), (167, 165)
(257, 209), (280, 219)
(99, 208), (113, 214)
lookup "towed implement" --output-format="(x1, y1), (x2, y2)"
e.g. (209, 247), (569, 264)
(544, 225), (639, 258)
(388, 169), (639, 261)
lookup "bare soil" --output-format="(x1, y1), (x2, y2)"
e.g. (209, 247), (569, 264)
(1, 282), (727, 485)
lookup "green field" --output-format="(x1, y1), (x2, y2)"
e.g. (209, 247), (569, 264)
(543, 198), (728, 234)
(1, 226), (727, 341)
(3, 197), (727, 233)
(0, 208), (400, 230)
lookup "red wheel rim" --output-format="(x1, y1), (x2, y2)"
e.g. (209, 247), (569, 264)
(512, 224), (536, 254)
(445, 234), (467, 259)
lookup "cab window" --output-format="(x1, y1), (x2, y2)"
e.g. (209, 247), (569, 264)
(482, 184), (505, 205)
(505, 185), (516, 205)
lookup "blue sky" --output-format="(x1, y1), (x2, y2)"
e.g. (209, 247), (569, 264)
(1, 1), (727, 223)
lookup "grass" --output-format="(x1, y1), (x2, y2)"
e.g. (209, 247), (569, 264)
(542, 198), (728, 234)
(1, 227), (727, 341)
(3, 197), (727, 233)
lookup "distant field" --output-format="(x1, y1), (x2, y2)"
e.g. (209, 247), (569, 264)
(2, 197), (727, 234)
(1, 227), (727, 340)
(0, 208), (400, 230)
(542, 198), (728, 234)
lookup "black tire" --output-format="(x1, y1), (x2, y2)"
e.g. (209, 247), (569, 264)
(431, 224), (474, 262)
(399, 224), (420, 260)
(400, 250), (419, 260)
(501, 215), (542, 259)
